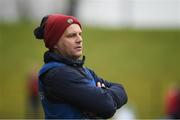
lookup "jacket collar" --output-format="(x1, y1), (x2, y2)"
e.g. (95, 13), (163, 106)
(44, 50), (85, 67)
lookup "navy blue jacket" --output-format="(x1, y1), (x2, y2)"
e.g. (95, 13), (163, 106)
(39, 51), (128, 119)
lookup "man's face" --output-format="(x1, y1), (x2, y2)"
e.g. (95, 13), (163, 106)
(54, 24), (83, 60)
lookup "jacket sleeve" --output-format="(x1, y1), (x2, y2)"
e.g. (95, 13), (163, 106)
(88, 69), (128, 109)
(42, 67), (127, 118)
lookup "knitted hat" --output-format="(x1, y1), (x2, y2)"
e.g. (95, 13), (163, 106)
(34, 14), (81, 49)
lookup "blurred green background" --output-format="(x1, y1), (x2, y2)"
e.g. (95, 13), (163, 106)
(0, 21), (179, 118)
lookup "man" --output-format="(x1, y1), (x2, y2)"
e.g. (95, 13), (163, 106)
(165, 85), (180, 119)
(26, 66), (39, 118)
(34, 14), (127, 119)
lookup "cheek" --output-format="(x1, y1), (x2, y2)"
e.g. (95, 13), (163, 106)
(64, 40), (74, 49)
(56, 39), (75, 54)
(56, 41), (65, 52)
(59, 43), (68, 52)
(60, 41), (73, 52)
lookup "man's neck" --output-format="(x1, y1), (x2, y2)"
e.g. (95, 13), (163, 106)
(53, 50), (81, 61)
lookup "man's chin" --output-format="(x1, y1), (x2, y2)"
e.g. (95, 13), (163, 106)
(73, 53), (82, 60)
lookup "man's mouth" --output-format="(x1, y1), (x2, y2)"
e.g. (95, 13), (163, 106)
(75, 46), (82, 50)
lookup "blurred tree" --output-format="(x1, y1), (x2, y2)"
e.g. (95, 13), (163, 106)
(67, 0), (79, 17)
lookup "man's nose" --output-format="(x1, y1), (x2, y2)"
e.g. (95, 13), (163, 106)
(76, 34), (82, 43)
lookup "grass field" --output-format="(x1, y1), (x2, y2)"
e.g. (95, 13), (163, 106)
(0, 22), (180, 118)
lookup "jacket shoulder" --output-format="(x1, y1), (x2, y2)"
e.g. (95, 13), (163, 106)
(43, 65), (85, 83)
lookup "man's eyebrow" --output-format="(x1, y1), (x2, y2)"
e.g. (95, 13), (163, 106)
(65, 32), (76, 37)
(67, 31), (82, 35)
(67, 32), (76, 35)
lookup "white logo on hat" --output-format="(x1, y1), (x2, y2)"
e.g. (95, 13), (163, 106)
(67, 18), (73, 24)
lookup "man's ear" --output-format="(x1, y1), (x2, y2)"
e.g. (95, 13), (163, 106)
(54, 45), (58, 49)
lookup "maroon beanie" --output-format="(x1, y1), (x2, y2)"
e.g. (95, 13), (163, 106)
(44, 14), (81, 49)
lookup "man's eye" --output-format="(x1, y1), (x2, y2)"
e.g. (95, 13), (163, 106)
(67, 33), (76, 37)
